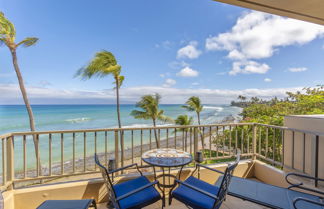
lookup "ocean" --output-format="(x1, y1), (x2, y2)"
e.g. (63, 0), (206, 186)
(0, 104), (242, 171)
(0, 104), (242, 135)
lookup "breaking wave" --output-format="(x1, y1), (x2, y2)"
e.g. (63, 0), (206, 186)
(203, 106), (224, 112)
(65, 117), (91, 123)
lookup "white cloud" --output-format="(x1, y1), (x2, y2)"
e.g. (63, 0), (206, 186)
(168, 60), (190, 69)
(177, 41), (202, 59)
(155, 40), (173, 50)
(227, 49), (245, 60)
(176, 67), (199, 77)
(0, 84), (304, 104)
(288, 67), (308, 72)
(229, 61), (270, 75)
(159, 72), (171, 78)
(191, 82), (199, 86)
(162, 78), (176, 87)
(206, 11), (324, 59)
(264, 78), (272, 82)
(206, 11), (324, 75)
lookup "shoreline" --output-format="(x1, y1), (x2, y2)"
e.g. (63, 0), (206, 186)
(13, 116), (239, 182)
(13, 133), (191, 182)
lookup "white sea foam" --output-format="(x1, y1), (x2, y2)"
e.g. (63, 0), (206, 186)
(203, 106), (224, 112)
(120, 124), (151, 128)
(65, 117), (91, 123)
(114, 123), (174, 129)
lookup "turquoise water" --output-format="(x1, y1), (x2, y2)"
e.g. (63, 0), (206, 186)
(0, 105), (242, 172)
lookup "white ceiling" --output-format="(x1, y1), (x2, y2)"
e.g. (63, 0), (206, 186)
(214, 0), (324, 25)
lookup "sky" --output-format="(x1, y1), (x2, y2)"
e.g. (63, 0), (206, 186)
(0, 0), (324, 104)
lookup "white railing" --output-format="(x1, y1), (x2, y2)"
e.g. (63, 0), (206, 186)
(0, 123), (323, 190)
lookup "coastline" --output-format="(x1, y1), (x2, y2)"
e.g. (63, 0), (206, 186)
(12, 115), (239, 183)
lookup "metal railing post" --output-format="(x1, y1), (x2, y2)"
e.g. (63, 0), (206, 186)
(114, 131), (119, 169)
(252, 124), (257, 160)
(6, 136), (14, 189)
(120, 131), (124, 169)
(315, 135), (319, 187)
(194, 127), (198, 154)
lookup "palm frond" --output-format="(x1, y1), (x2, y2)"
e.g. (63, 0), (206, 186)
(113, 75), (124, 89)
(158, 114), (174, 123)
(0, 12), (16, 42)
(175, 115), (193, 126)
(175, 114), (193, 131)
(0, 37), (7, 46)
(77, 50), (121, 79)
(17, 37), (38, 47)
(183, 96), (203, 113)
(131, 93), (171, 123)
(130, 110), (151, 120)
(181, 105), (195, 111)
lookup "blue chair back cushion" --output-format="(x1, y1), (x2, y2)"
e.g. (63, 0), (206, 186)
(114, 176), (161, 209)
(172, 176), (221, 209)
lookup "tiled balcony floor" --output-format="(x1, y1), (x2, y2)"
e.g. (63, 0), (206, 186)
(98, 196), (270, 209)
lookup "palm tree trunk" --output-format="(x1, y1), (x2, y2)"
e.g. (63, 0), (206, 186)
(197, 113), (205, 151)
(10, 49), (39, 159)
(115, 77), (124, 161)
(115, 78), (122, 129)
(185, 130), (188, 150)
(152, 119), (160, 148)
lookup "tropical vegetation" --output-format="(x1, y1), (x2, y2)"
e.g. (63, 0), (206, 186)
(131, 93), (173, 148)
(182, 96), (205, 150)
(232, 86), (324, 126)
(0, 12), (39, 152)
(76, 50), (125, 150)
(175, 114), (193, 139)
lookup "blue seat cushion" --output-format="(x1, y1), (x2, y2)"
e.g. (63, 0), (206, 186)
(216, 176), (324, 209)
(287, 189), (324, 209)
(172, 176), (220, 209)
(114, 176), (161, 209)
(37, 199), (94, 209)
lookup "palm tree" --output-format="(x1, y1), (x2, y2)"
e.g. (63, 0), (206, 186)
(76, 50), (124, 148)
(0, 12), (39, 149)
(251, 96), (260, 104)
(182, 96), (205, 150)
(131, 93), (172, 148)
(175, 114), (193, 146)
(237, 95), (246, 102)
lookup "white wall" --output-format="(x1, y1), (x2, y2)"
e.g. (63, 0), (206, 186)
(284, 115), (324, 182)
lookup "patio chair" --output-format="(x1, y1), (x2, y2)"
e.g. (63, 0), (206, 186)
(215, 172), (324, 209)
(170, 153), (240, 209)
(36, 199), (96, 209)
(94, 154), (162, 209)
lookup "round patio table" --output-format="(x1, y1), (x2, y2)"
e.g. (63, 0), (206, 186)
(141, 148), (192, 206)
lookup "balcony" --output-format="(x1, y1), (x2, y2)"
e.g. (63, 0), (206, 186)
(0, 115), (323, 209)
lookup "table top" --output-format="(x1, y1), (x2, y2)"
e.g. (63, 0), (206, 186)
(141, 148), (192, 167)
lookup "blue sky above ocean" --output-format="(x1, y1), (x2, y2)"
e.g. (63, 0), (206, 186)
(0, 0), (324, 104)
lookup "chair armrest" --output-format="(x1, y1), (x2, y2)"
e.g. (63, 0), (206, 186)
(116, 180), (159, 201)
(109, 163), (143, 176)
(293, 197), (324, 209)
(174, 179), (219, 200)
(196, 164), (225, 174)
(286, 173), (324, 196)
